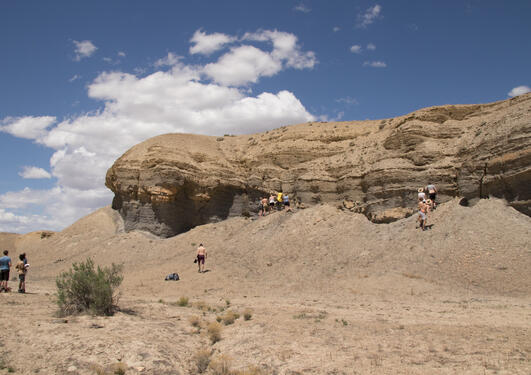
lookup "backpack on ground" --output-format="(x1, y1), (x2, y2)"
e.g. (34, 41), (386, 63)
(164, 273), (180, 281)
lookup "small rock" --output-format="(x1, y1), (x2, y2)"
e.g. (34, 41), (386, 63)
(67, 365), (77, 372)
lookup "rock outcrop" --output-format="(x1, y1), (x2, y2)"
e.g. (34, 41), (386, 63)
(106, 94), (531, 237)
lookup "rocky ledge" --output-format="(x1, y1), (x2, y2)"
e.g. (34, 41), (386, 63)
(105, 94), (531, 237)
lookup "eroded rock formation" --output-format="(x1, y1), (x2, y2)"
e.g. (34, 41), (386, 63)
(106, 94), (531, 237)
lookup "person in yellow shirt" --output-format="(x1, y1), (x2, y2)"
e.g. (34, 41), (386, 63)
(277, 192), (283, 211)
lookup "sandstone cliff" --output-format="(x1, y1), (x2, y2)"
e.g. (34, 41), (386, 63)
(105, 94), (531, 237)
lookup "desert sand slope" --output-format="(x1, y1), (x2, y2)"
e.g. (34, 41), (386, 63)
(0, 199), (530, 374)
(5, 198), (529, 298)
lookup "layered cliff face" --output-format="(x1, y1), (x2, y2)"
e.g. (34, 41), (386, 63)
(105, 94), (531, 237)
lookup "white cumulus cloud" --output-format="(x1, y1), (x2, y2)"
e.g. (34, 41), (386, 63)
(367, 43), (376, 50)
(294, 3), (311, 13)
(508, 85), (530, 97)
(350, 45), (362, 54)
(73, 40), (98, 61)
(363, 61), (386, 68)
(154, 52), (182, 67)
(0, 116), (56, 140)
(19, 166), (52, 179)
(189, 29), (236, 55)
(204, 45), (282, 86)
(357, 4), (382, 28)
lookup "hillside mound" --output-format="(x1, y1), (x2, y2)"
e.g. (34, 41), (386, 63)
(106, 94), (531, 237)
(3, 198), (530, 299)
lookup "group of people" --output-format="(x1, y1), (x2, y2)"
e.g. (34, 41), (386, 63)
(258, 192), (292, 216)
(0, 250), (29, 293)
(417, 183), (437, 230)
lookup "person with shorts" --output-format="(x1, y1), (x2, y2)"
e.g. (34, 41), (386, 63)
(0, 250), (12, 292)
(269, 193), (276, 213)
(15, 254), (27, 293)
(259, 197), (268, 216)
(196, 243), (207, 273)
(417, 198), (429, 231)
(282, 193), (292, 212)
(425, 183), (437, 208)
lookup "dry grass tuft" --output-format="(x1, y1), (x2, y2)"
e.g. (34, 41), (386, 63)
(221, 310), (240, 325)
(233, 366), (267, 375)
(110, 362), (128, 375)
(194, 300), (209, 311)
(176, 296), (189, 307)
(189, 315), (201, 328)
(243, 308), (253, 321)
(209, 354), (233, 375)
(207, 322), (222, 344)
(192, 348), (212, 373)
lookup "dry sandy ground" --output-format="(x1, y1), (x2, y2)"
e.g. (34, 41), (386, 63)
(0, 198), (530, 374)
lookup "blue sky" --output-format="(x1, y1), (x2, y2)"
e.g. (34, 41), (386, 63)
(1, 0), (530, 233)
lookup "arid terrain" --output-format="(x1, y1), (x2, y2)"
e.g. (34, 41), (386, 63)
(1, 197), (530, 374)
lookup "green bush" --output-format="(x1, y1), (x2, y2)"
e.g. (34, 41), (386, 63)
(56, 258), (123, 316)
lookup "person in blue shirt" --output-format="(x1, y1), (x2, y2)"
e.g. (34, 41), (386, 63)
(0, 250), (12, 292)
(282, 193), (292, 212)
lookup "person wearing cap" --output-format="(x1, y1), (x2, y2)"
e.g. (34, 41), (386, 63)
(0, 250), (12, 292)
(196, 243), (207, 273)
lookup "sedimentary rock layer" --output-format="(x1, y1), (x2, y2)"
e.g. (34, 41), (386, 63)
(106, 94), (531, 237)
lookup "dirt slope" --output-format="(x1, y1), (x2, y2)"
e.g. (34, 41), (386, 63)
(7, 197), (529, 298)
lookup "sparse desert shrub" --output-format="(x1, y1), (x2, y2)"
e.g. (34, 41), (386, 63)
(194, 300), (209, 311)
(222, 310), (239, 325)
(207, 322), (222, 344)
(110, 362), (127, 375)
(56, 258), (123, 316)
(177, 296), (189, 307)
(243, 308), (253, 321)
(209, 354), (232, 375)
(234, 366), (267, 375)
(40, 231), (53, 239)
(216, 315), (223, 323)
(189, 315), (201, 328)
(192, 349), (212, 373)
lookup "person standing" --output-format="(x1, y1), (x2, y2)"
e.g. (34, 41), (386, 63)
(417, 198), (429, 231)
(417, 187), (426, 202)
(425, 183), (437, 208)
(269, 193), (276, 213)
(0, 250), (12, 292)
(196, 243), (207, 273)
(15, 254), (27, 293)
(276, 191), (283, 211)
(282, 193), (292, 212)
